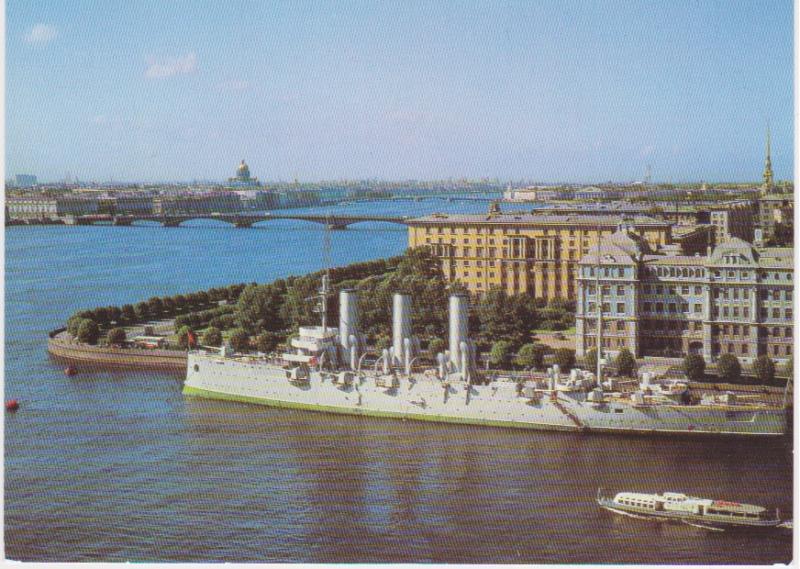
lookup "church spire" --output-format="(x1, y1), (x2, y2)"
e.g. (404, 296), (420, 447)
(762, 124), (774, 193)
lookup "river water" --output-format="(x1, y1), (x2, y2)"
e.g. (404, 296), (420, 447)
(4, 199), (793, 563)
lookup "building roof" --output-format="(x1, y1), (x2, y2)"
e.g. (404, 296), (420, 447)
(757, 247), (793, 269)
(642, 255), (707, 266)
(408, 212), (669, 227)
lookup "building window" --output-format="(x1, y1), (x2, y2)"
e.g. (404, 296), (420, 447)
(682, 286), (690, 295)
(617, 303), (625, 314)
(644, 302), (651, 312)
(695, 286), (702, 295)
(617, 286), (625, 295)
(669, 303), (677, 313)
(742, 344), (748, 355)
(694, 303), (702, 313)
(787, 309), (793, 320)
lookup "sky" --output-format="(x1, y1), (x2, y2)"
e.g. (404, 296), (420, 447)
(5, 0), (795, 184)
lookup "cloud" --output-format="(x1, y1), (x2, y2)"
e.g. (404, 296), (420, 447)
(24, 23), (57, 45)
(145, 52), (197, 79)
(216, 80), (250, 92)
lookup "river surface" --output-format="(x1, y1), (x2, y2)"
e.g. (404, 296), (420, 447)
(4, 198), (793, 563)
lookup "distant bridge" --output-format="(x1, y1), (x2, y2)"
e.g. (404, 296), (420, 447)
(68, 213), (413, 230)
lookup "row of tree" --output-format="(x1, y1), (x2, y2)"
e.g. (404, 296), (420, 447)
(65, 283), (252, 344)
(683, 353), (791, 386)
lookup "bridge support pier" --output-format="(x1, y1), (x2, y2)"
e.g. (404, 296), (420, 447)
(327, 224), (348, 230)
(234, 221), (254, 228)
(112, 217), (134, 226)
(163, 220), (182, 228)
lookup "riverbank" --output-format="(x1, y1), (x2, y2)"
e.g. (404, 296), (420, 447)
(48, 330), (186, 372)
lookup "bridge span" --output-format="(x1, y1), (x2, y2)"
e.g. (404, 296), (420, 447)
(70, 213), (412, 230)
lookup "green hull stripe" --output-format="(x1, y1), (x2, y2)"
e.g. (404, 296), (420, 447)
(182, 385), (783, 436)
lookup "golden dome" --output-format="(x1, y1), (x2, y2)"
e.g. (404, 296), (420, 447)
(237, 160), (250, 178)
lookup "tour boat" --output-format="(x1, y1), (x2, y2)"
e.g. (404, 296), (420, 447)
(597, 489), (784, 530)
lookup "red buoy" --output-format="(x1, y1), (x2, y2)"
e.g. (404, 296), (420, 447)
(64, 366), (77, 377)
(6, 400), (19, 411)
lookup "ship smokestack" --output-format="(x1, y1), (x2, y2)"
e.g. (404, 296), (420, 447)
(392, 294), (412, 366)
(339, 289), (359, 361)
(448, 294), (469, 373)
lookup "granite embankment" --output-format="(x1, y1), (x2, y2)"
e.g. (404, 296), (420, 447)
(47, 329), (186, 372)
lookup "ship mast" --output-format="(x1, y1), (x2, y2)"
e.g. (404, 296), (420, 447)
(595, 219), (603, 388)
(320, 214), (332, 334)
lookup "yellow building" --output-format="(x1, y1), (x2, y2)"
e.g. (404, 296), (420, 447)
(407, 212), (672, 300)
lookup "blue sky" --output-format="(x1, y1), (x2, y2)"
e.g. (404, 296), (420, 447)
(6, 0), (794, 183)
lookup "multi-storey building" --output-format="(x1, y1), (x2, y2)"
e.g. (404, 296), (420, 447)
(6, 196), (99, 219)
(708, 200), (756, 244)
(152, 193), (243, 215)
(407, 210), (672, 300)
(576, 229), (793, 364)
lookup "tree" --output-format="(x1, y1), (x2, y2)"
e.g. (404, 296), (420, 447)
(476, 288), (535, 349)
(716, 354), (742, 384)
(134, 301), (150, 321)
(177, 326), (194, 350)
(489, 340), (513, 369)
(583, 348), (598, 373)
(514, 343), (545, 369)
(682, 354), (706, 382)
(615, 348), (636, 377)
(237, 284), (285, 334)
(107, 327), (126, 345)
(91, 307), (109, 326)
(256, 332), (282, 354)
(229, 328), (251, 353)
(554, 348), (576, 372)
(147, 297), (164, 318)
(752, 356), (776, 386)
(173, 294), (187, 312)
(427, 338), (446, 360)
(67, 314), (89, 337)
(121, 304), (136, 323)
(106, 306), (122, 324)
(202, 327), (223, 347)
(161, 297), (176, 316)
(77, 319), (100, 345)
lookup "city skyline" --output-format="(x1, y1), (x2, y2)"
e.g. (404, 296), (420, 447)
(7, 0), (794, 183)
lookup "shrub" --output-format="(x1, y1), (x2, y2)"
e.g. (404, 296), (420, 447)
(201, 327), (223, 347)
(716, 354), (742, 384)
(752, 356), (776, 386)
(682, 354), (706, 382)
(489, 340), (513, 369)
(256, 332), (282, 354)
(514, 343), (542, 369)
(77, 319), (100, 345)
(229, 328), (251, 353)
(615, 349), (636, 377)
(107, 327), (126, 345)
(554, 348), (576, 372)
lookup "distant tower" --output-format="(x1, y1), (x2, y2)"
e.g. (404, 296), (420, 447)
(762, 125), (774, 194)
